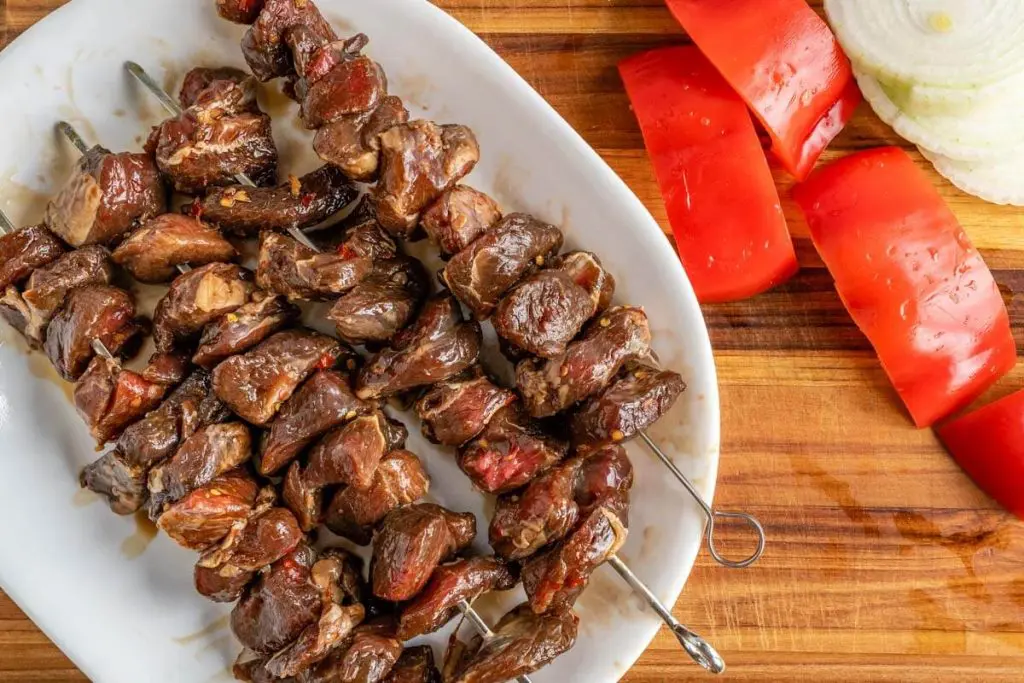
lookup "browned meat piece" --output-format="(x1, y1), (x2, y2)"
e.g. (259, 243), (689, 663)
(112, 214), (237, 283)
(356, 294), (481, 400)
(300, 51), (387, 130)
(232, 543), (322, 654)
(241, 0), (336, 81)
(312, 547), (370, 608)
(373, 121), (480, 235)
(73, 353), (187, 444)
(314, 96), (409, 182)
(0, 224), (64, 290)
(397, 557), (518, 641)
(179, 67), (257, 109)
(216, 0), (265, 24)
(327, 255), (428, 346)
(153, 263), (254, 352)
(516, 306), (652, 418)
(571, 364), (686, 447)
(261, 369), (372, 476)
(494, 270), (594, 359)
(256, 230), (371, 301)
(79, 449), (147, 515)
(305, 412), (408, 490)
(371, 503), (476, 602)
(306, 620), (403, 683)
(420, 186), (502, 258)
(212, 329), (346, 425)
(457, 404), (568, 495)
(415, 369), (516, 447)
(442, 214), (563, 319)
(157, 468), (259, 550)
(384, 647), (441, 683)
(282, 461), (322, 532)
(521, 503), (628, 614)
(198, 165), (358, 236)
(264, 601), (366, 679)
(45, 146), (166, 247)
(324, 449), (430, 545)
(0, 287), (35, 341)
(193, 291), (299, 368)
(556, 251), (615, 313)
(332, 206), (398, 260)
(147, 422), (252, 515)
(443, 604), (578, 683)
(489, 444), (633, 560)
(44, 285), (143, 381)
(19, 245), (113, 343)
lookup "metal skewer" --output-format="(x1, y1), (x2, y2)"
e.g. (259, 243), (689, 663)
(124, 61), (320, 252)
(457, 600), (533, 683)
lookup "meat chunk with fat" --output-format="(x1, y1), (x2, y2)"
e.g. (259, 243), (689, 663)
(304, 620), (403, 683)
(442, 213), (563, 319)
(384, 647), (441, 683)
(18, 245), (113, 343)
(494, 269), (595, 359)
(420, 186), (502, 258)
(216, 0), (265, 24)
(327, 255), (428, 346)
(570, 364), (685, 447)
(241, 0), (337, 81)
(78, 449), (148, 516)
(370, 503), (476, 602)
(515, 306), (651, 418)
(179, 67), (258, 110)
(298, 48), (387, 130)
(112, 214), (237, 283)
(44, 285), (143, 381)
(415, 368), (516, 447)
(0, 287), (35, 342)
(355, 294), (481, 400)
(153, 263), (254, 352)
(303, 411), (408, 490)
(157, 468), (259, 550)
(0, 224), (65, 290)
(213, 329), (347, 425)
(256, 230), (371, 301)
(373, 121), (480, 235)
(556, 250), (615, 313)
(315, 95), (409, 182)
(193, 290), (299, 368)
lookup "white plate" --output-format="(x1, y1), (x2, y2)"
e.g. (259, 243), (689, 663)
(0, 1), (720, 682)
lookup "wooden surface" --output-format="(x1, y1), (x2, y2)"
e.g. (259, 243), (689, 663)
(3, 1), (1024, 682)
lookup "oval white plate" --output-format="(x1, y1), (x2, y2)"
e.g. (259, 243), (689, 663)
(0, 1), (720, 682)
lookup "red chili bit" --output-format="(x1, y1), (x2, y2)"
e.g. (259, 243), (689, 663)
(316, 352), (337, 370)
(187, 198), (204, 218)
(301, 193), (317, 208)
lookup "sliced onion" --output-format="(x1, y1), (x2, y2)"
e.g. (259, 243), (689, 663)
(855, 69), (1024, 162)
(884, 72), (1024, 118)
(920, 147), (1024, 206)
(825, 0), (1024, 89)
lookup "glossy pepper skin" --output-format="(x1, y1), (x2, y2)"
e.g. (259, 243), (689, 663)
(794, 147), (1015, 428)
(619, 46), (797, 303)
(938, 390), (1024, 520)
(665, 0), (861, 180)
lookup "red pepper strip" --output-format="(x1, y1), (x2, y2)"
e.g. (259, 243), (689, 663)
(794, 147), (1016, 428)
(619, 46), (797, 304)
(938, 390), (1024, 520)
(664, 0), (861, 180)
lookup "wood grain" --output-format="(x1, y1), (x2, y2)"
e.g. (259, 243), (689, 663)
(2, 1), (1024, 682)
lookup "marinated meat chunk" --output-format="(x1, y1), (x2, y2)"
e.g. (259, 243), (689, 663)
(420, 186), (502, 258)
(44, 285), (143, 381)
(328, 255), (428, 346)
(217, 0), (265, 24)
(300, 51), (387, 130)
(193, 291), (299, 368)
(147, 422), (252, 515)
(264, 602), (366, 679)
(256, 230), (371, 301)
(522, 503), (628, 614)
(458, 404), (568, 495)
(241, 0), (337, 81)
(494, 270), (594, 359)
(443, 604), (578, 683)
(282, 461), (323, 532)
(261, 369), (373, 476)
(314, 96), (410, 182)
(198, 165), (358, 236)
(213, 329), (346, 425)
(179, 67), (258, 110)
(571, 364), (685, 447)
(157, 468), (259, 550)
(371, 503), (476, 602)
(153, 263), (254, 352)
(356, 294), (481, 400)
(20, 245), (113, 343)
(304, 412), (407, 491)
(442, 213), (563, 319)
(74, 353), (187, 445)
(112, 214), (237, 283)
(232, 543), (322, 655)
(0, 287), (34, 341)
(384, 647), (441, 683)
(307, 621), (403, 683)
(312, 547), (370, 608)
(489, 444), (633, 560)
(332, 208), (398, 260)
(415, 369), (516, 447)
(46, 146), (166, 247)
(0, 224), (64, 290)
(516, 306), (652, 418)
(556, 251), (615, 313)
(79, 449), (148, 515)
(324, 449), (430, 545)
(397, 557), (518, 641)
(373, 121), (480, 235)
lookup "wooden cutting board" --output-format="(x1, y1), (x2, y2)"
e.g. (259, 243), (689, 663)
(2, 1), (1023, 682)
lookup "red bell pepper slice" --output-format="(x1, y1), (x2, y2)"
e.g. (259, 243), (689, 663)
(938, 390), (1024, 520)
(665, 0), (861, 180)
(794, 147), (1016, 428)
(619, 46), (797, 304)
